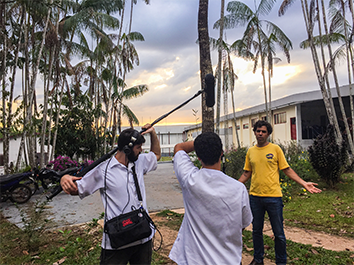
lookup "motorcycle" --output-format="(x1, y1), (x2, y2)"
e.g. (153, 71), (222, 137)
(21, 171), (39, 195)
(0, 172), (34, 203)
(35, 166), (82, 200)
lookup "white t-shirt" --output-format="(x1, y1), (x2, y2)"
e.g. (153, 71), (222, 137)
(169, 151), (253, 265)
(77, 151), (157, 249)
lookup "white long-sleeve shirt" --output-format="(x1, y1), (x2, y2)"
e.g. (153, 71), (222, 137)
(77, 152), (157, 249)
(169, 150), (253, 265)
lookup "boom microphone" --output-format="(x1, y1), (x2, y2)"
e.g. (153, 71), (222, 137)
(204, 74), (215, 107)
(50, 76), (215, 200)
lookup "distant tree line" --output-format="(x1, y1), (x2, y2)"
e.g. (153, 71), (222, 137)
(0, 0), (150, 173)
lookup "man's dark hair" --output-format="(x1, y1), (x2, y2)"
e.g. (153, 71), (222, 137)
(194, 132), (223, 166)
(117, 128), (145, 151)
(253, 120), (273, 134)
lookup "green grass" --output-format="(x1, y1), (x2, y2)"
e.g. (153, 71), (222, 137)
(242, 230), (354, 265)
(283, 173), (354, 238)
(159, 156), (173, 162)
(1, 173), (353, 264)
(156, 209), (184, 231)
(0, 213), (102, 265)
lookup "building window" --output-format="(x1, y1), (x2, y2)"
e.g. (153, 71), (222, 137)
(261, 116), (267, 121)
(236, 125), (240, 130)
(243, 123), (249, 129)
(274, 112), (286, 124)
(251, 118), (258, 127)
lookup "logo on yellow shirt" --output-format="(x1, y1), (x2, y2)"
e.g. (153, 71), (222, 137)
(266, 153), (274, 159)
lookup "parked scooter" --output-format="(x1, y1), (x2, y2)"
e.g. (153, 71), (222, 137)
(21, 171), (39, 195)
(35, 166), (82, 200)
(0, 173), (34, 203)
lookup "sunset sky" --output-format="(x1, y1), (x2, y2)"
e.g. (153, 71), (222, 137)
(119, 0), (348, 127)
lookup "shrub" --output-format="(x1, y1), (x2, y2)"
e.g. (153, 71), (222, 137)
(48, 156), (79, 171)
(277, 140), (318, 182)
(224, 147), (248, 179)
(308, 124), (347, 188)
(189, 151), (202, 169)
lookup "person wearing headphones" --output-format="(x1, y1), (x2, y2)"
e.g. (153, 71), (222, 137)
(60, 123), (161, 265)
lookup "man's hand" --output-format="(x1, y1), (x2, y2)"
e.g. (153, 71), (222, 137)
(141, 123), (154, 135)
(141, 123), (161, 160)
(303, 182), (322, 194)
(60, 174), (82, 195)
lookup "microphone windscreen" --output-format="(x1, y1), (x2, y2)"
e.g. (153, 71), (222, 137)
(204, 74), (215, 107)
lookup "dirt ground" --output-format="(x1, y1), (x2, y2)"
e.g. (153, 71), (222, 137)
(147, 211), (268, 265)
(145, 209), (354, 265)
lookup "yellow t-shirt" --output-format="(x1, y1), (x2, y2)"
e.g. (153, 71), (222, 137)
(244, 143), (289, 197)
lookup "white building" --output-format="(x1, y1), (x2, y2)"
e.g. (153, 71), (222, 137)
(184, 85), (353, 150)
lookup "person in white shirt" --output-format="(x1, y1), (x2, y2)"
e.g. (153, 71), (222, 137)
(60, 124), (161, 265)
(169, 132), (253, 265)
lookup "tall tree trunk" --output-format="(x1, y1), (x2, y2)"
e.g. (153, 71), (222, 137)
(198, 0), (214, 133)
(268, 63), (272, 126)
(300, 0), (342, 143)
(1, 3), (9, 173)
(319, 0), (354, 154)
(348, 0), (354, 140)
(215, 0), (225, 134)
(40, 46), (55, 168)
(257, 25), (269, 123)
(6, 11), (24, 172)
(230, 86), (241, 148)
(51, 78), (65, 161)
(228, 53), (241, 148)
(26, 3), (51, 167)
(223, 61), (229, 150)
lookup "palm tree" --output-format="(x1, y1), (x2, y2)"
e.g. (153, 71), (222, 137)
(279, 0), (354, 156)
(210, 37), (241, 148)
(112, 82), (149, 133)
(328, 0), (354, 139)
(216, 0), (225, 134)
(264, 33), (290, 125)
(198, 0), (214, 133)
(217, 0), (292, 123)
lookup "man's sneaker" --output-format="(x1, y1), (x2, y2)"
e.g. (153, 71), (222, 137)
(249, 259), (264, 265)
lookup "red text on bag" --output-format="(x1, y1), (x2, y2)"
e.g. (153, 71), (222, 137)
(122, 218), (133, 227)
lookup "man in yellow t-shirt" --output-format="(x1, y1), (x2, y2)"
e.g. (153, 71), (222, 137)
(239, 120), (322, 265)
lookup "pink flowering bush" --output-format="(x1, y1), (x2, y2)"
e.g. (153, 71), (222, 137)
(48, 156), (94, 171)
(48, 156), (79, 171)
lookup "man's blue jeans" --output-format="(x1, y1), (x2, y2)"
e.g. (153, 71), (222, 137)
(250, 195), (287, 265)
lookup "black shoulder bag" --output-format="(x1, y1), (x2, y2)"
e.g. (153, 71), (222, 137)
(104, 165), (156, 249)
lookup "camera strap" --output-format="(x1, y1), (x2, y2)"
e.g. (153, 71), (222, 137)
(131, 165), (143, 203)
(103, 159), (162, 251)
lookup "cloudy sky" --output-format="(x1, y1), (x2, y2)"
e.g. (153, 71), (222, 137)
(120, 0), (346, 126)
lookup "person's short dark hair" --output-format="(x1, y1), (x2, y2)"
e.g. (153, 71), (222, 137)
(253, 120), (273, 134)
(194, 132), (223, 166)
(117, 128), (145, 151)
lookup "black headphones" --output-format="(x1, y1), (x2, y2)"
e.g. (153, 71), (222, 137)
(123, 130), (140, 155)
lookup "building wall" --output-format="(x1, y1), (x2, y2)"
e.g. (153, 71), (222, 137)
(184, 105), (300, 149)
(272, 106), (297, 144)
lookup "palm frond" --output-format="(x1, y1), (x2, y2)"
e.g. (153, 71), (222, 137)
(122, 105), (139, 125)
(122, 85), (149, 100)
(300, 33), (345, 48)
(278, 0), (297, 16)
(127, 31), (145, 42)
(215, 1), (254, 29)
(257, 0), (277, 17)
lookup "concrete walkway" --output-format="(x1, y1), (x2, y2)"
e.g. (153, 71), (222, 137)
(0, 161), (184, 228)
